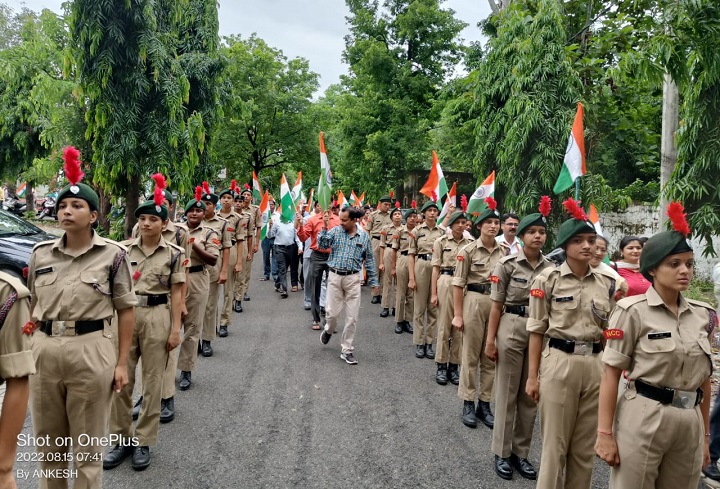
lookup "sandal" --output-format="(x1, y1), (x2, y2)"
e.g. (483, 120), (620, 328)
(311, 322), (321, 330)
(291, 286), (298, 292)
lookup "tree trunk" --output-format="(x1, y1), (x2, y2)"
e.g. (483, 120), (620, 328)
(659, 73), (678, 227)
(123, 172), (141, 239)
(25, 182), (34, 213)
(97, 187), (112, 234)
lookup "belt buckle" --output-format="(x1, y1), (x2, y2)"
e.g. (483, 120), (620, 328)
(671, 390), (696, 409)
(137, 296), (149, 307)
(53, 320), (75, 336)
(574, 341), (592, 356)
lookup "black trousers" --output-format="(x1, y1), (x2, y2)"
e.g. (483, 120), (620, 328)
(274, 244), (299, 292)
(710, 391), (720, 462)
(309, 251), (329, 323)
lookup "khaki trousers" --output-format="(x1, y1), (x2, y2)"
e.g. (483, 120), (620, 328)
(220, 244), (238, 326)
(457, 291), (495, 402)
(234, 241), (247, 301)
(162, 347), (178, 399)
(412, 258), (437, 345)
(371, 238), (383, 294)
(178, 269), (209, 372)
(536, 347), (601, 489)
(29, 330), (115, 489)
(243, 239), (255, 296)
(492, 312), (536, 458)
(435, 275), (462, 364)
(202, 259), (221, 341)
(110, 304), (170, 446)
(381, 249), (395, 308)
(610, 388), (703, 489)
(324, 271), (361, 353)
(395, 254), (414, 323)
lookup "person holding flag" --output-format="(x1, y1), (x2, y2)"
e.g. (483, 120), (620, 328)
(273, 176), (303, 298)
(365, 195), (393, 305)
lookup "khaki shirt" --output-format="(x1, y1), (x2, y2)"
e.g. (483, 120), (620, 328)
(218, 210), (243, 243)
(123, 237), (187, 295)
(380, 224), (402, 249)
(408, 223), (445, 256)
(391, 225), (414, 254)
(203, 214), (232, 250)
(237, 210), (252, 241)
(602, 287), (715, 391)
(432, 234), (473, 270)
(131, 220), (189, 250)
(177, 223), (220, 267)
(452, 239), (504, 287)
(527, 261), (620, 342)
(0, 272), (35, 381)
(251, 204), (262, 230)
(28, 232), (137, 322)
(365, 210), (392, 238)
(490, 249), (553, 306)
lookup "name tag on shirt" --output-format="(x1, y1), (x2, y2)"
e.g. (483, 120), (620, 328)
(35, 267), (54, 275)
(647, 332), (672, 340)
(130, 261), (139, 266)
(511, 277), (528, 283)
(554, 296), (574, 303)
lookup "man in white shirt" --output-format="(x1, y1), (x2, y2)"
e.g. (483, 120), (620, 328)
(495, 213), (522, 255)
(269, 211), (302, 298)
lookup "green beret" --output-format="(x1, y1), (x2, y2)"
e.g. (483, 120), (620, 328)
(555, 218), (596, 248)
(184, 199), (206, 214)
(390, 207), (403, 218)
(475, 207), (500, 226)
(446, 211), (467, 227)
(56, 182), (99, 212)
(639, 231), (692, 280)
(517, 213), (547, 236)
(421, 201), (438, 212)
(218, 188), (234, 199)
(201, 193), (219, 205)
(379, 195), (392, 203)
(234, 192), (244, 201)
(135, 200), (168, 221)
(404, 208), (417, 220)
(161, 189), (174, 206)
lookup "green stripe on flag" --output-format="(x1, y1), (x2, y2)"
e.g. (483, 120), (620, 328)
(553, 164), (574, 194)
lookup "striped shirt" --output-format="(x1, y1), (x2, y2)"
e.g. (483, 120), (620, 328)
(318, 225), (379, 287)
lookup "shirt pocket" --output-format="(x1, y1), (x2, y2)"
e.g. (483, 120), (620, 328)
(550, 297), (578, 311)
(150, 265), (171, 289)
(34, 271), (59, 288)
(508, 276), (530, 296)
(591, 298), (610, 328)
(639, 336), (676, 354)
(470, 261), (486, 272)
(80, 269), (112, 297)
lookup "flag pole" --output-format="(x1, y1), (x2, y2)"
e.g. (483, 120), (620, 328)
(575, 178), (580, 201)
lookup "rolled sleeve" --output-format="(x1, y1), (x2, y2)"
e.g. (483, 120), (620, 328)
(431, 237), (443, 267)
(112, 252), (138, 310)
(170, 250), (187, 285)
(526, 275), (549, 334)
(452, 248), (470, 288)
(408, 231), (418, 256)
(490, 261), (508, 303)
(206, 230), (221, 258)
(0, 289), (35, 379)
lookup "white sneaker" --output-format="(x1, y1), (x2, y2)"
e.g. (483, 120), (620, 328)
(340, 352), (358, 365)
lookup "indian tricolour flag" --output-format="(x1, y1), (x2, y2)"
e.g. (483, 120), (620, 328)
(439, 182), (457, 220)
(588, 203), (603, 235)
(252, 171), (262, 202)
(349, 190), (360, 207)
(279, 174), (295, 223)
(16, 182), (26, 198)
(553, 102), (586, 194)
(259, 191), (270, 240)
(420, 151), (449, 202)
(317, 132), (332, 211)
(336, 190), (348, 209)
(466, 171), (495, 215)
(291, 172), (303, 206)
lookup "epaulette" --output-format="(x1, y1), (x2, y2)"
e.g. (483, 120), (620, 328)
(167, 241), (185, 254)
(32, 239), (57, 252)
(615, 294), (647, 310)
(103, 237), (129, 252)
(499, 254), (518, 265)
(593, 266), (619, 280)
(687, 298), (715, 311)
(119, 238), (134, 247)
(0, 272), (30, 299)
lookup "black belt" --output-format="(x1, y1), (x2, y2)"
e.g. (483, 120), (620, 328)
(400, 250), (409, 256)
(275, 244), (293, 248)
(548, 337), (603, 355)
(440, 268), (455, 276)
(312, 250), (330, 257)
(40, 320), (104, 336)
(329, 267), (359, 276)
(231, 240), (237, 246)
(137, 294), (169, 307)
(466, 283), (491, 295)
(505, 305), (527, 317)
(372, 235), (381, 240)
(416, 253), (431, 261)
(635, 379), (703, 407)
(188, 265), (205, 273)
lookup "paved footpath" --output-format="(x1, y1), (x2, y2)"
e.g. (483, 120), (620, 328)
(12, 256), (682, 489)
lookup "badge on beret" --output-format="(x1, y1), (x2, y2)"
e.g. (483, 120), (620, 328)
(603, 329), (624, 340)
(70, 185), (80, 194)
(489, 275), (500, 283)
(196, 202), (202, 207)
(155, 205), (163, 213)
(530, 289), (545, 299)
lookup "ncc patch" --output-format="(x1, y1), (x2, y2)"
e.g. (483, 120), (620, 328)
(603, 329), (624, 340)
(393, 234), (399, 240)
(212, 238), (221, 246)
(489, 275), (500, 283)
(181, 258), (190, 267)
(530, 288), (545, 299)
(457, 255), (465, 262)
(227, 227), (235, 232)
(132, 270), (141, 281)
(22, 321), (38, 335)
(188, 237), (195, 244)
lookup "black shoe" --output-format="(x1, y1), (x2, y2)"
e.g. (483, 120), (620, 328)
(179, 371), (192, 391)
(320, 329), (332, 345)
(391, 308), (395, 316)
(435, 363), (448, 385)
(415, 344), (426, 358)
(160, 397), (175, 423)
(462, 400), (477, 428)
(704, 462), (720, 481)
(510, 453), (537, 480)
(371, 296), (381, 304)
(380, 308), (389, 318)
(477, 401), (495, 429)
(233, 300), (242, 313)
(132, 396), (143, 421)
(395, 323), (403, 334)
(320, 307), (326, 316)
(425, 344), (435, 359)
(402, 321), (413, 334)
(103, 444), (132, 470)
(201, 340), (213, 357)
(218, 325), (228, 337)
(131, 446), (151, 471)
(244, 293), (250, 301)
(280, 291), (288, 298)
(448, 363), (460, 385)
(494, 455), (513, 480)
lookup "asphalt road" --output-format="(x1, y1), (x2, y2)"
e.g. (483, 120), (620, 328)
(13, 257), (625, 489)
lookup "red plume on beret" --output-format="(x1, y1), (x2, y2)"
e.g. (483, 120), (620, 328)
(539, 196), (552, 217)
(151, 173), (166, 207)
(202, 181), (211, 195)
(194, 186), (202, 202)
(231, 179), (238, 193)
(460, 195), (468, 213)
(484, 196), (497, 211)
(244, 183), (251, 190)
(389, 190), (395, 199)
(411, 200), (417, 209)
(395, 201), (401, 208)
(63, 146), (84, 186)
(562, 198), (587, 221)
(666, 201), (691, 237)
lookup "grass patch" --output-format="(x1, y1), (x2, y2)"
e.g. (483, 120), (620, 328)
(687, 279), (717, 308)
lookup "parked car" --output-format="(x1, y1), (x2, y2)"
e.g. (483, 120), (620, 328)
(0, 208), (56, 283)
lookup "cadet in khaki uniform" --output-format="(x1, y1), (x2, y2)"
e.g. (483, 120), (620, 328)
(365, 195), (392, 304)
(237, 188), (258, 304)
(200, 187), (230, 357)
(391, 207), (418, 335)
(232, 191), (249, 312)
(452, 199), (504, 429)
(176, 188), (219, 391)
(106, 180), (186, 471)
(0, 271), (35, 489)
(408, 200), (445, 359)
(485, 197), (553, 481)
(378, 206), (403, 318)
(526, 198), (624, 489)
(217, 184), (244, 336)
(432, 211), (472, 385)
(596, 204), (715, 489)
(27, 146), (137, 489)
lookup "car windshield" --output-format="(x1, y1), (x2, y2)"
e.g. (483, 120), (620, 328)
(0, 209), (43, 236)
